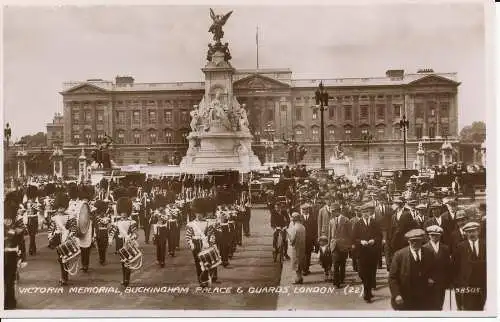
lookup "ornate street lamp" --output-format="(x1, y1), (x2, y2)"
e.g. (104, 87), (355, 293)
(314, 81), (329, 170)
(362, 132), (374, 170)
(399, 115), (410, 168)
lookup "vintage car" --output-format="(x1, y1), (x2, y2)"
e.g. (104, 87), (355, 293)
(249, 178), (275, 204)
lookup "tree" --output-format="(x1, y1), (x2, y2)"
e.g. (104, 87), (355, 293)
(16, 132), (47, 147)
(459, 121), (486, 143)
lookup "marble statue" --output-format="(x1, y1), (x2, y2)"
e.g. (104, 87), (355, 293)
(190, 105), (201, 132)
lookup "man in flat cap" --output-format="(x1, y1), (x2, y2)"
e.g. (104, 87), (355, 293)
(452, 221), (486, 311)
(300, 202), (318, 276)
(318, 198), (334, 240)
(448, 209), (470, 256)
(352, 202), (382, 303)
(424, 225), (451, 310)
(387, 197), (418, 272)
(389, 228), (435, 310)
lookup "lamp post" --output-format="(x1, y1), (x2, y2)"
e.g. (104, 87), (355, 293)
(362, 132), (374, 170)
(314, 81), (329, 171)
(264, 122), (275, 164)
(399, 115), (410, 169)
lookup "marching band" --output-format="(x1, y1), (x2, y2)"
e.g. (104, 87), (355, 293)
(3, 167), (487, 311)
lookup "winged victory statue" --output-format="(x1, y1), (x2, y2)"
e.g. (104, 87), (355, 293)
(209, 8), (233, 43)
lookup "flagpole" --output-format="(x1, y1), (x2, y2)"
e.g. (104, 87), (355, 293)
(256, 26), (259, 70)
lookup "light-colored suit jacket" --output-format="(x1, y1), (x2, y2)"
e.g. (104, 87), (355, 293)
(317, 205), (332, 238)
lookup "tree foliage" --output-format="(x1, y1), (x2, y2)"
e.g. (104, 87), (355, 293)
(16, 132), (47, 147)
(459, 121), (486, 143)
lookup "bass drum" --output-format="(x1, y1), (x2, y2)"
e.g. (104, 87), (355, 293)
(77, 201), (91, 236)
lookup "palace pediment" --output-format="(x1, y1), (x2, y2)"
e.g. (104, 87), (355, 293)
(62, 83), (109, 95)
(233, 74), (290, 90)
(408, 75), (460, 87)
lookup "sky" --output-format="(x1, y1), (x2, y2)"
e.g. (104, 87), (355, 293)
(2, 2), (488, 139)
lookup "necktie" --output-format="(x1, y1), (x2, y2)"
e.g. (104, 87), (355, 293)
(416, 251), (421, 262)
(472, 242), (478, 258)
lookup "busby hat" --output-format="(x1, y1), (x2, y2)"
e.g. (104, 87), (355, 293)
(94, 200), (108, 213)
(191, 198), (207, 214)
(68, 183), (79, 200)
(405, 228), (426, 240)
(53, 192), (69, 210)
(26, 185), (38, 199)
(116, 197), (132, 215)
(78, 185), (93, 200)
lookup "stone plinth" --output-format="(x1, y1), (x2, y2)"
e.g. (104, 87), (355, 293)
(180, 130), (261, 174)
(327, 158), (352, 176)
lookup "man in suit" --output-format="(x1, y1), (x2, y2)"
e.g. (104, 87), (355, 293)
(374, 191), (391, 270)
(387, 197), (418, 271)
(139, 192), (152, 244)
(389, 228), (435, 310)
(424, 225), (451, 310)
(352, 202), (382, 303)
(452, 221), (486, 311)
(328, 205), (352, 287)
(317, 198), (334, 241)
(300, 202), (317, 276)
(349, 208), (363, 272)
(448, 209), (469, 256)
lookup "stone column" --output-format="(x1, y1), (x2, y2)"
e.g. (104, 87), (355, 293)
(16, 150), (28, 178)
(78, 146), (87, 183)
(52, 147), (64, 178)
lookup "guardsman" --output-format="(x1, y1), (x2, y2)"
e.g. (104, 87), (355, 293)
(452, 221), (486, 311)
(108, 197), (139, 287)
(352, 202), (382, 303)
(424, 225), (451, 310)
(389, 228), (435, 310)
(77, 185), (93, 272)
(152, 210), (168, 268)
(4, 197), (27, 309)
(48, 193), (77, 286)
(25, 185), (40, 256)
(140, 192), (152, 244)
(185, 198), (218, 287)
(94, 200), (111, 265)
(216, 207), (231, 267)
(166, 206), (179, 257)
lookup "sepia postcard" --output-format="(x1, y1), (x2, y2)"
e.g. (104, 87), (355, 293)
(1, 0), (497, 319)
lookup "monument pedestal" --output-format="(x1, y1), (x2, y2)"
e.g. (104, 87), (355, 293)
(327, 158), (352, 176)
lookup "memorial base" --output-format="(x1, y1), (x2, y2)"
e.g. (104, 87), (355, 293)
(327, 159), (352, 176)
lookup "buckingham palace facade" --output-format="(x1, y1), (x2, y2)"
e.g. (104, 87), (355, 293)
(59, 68), (459, 174)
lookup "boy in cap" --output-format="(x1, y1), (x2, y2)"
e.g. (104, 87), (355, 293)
(424, 225), (451, 310)
(108, 197), (139, 287)
(389, 228), (435, 310)
(317, 235), (333, 281)
(452, 221), (486, 311)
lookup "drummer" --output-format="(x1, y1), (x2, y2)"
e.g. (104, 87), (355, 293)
(48, 193), (77, 286)
(185, 198), (218, 287)
(77, 185), (94, 273)
(108, 197), (138, 287)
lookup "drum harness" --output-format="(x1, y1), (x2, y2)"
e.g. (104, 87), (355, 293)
(115, 221), (143, 270)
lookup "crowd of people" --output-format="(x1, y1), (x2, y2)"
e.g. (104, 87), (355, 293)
(3, 174), (251, 310)
(268, 171), (486, 310)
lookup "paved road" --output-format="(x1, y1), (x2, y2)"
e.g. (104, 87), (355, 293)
(15, 207), (282, 310)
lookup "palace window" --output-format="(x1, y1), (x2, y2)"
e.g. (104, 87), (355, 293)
(415, 103), (424, 118)
(393, 125), (401, 140)
(361, 128), (368, 135)
(328, 128), (335, 140)
(296, 107), (303, 121)
(440, 102), (449, 118)
(329, 106), (335, 119)
(344, 129), (352, 141)
(97, 132), (105, 143)
(97, 111), (104, 122)
(148, 110), (157, 124)
(84, 110), (91, 123)
(376, 127), (385, 140)
(267, 108), (274, 121)
(280, 105), (287, 112)
(181, 111), (189, 123)
(72, 133), (80, 145)
(149, 131), (157, 144)
(72, 111), (80, 124)
(312, 127), (319, 141)
(312, 110), (318, 120)
(344, 106), (352, 121)
(164, 130), (173, 143)
(415, 125), (423, 139)
(84, 132), (92, 145)
(181, 131), (189, 143)
(428, 125), (436, 138)
(132, 110), (141, 124)
(295, 128), (304, 137)
(133, 132), (141, 144)
(116, 111), (126, 125)
(164, 110), (172, 123)
(441, 123), (449, 137)
(360, 105), (369, 119)
(117, 131), (125, 144)
(393, 104), (401, 118)
(376, 104), (385, 119)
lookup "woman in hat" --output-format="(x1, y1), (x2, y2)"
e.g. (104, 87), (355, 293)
(47, 193), (77, 286)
